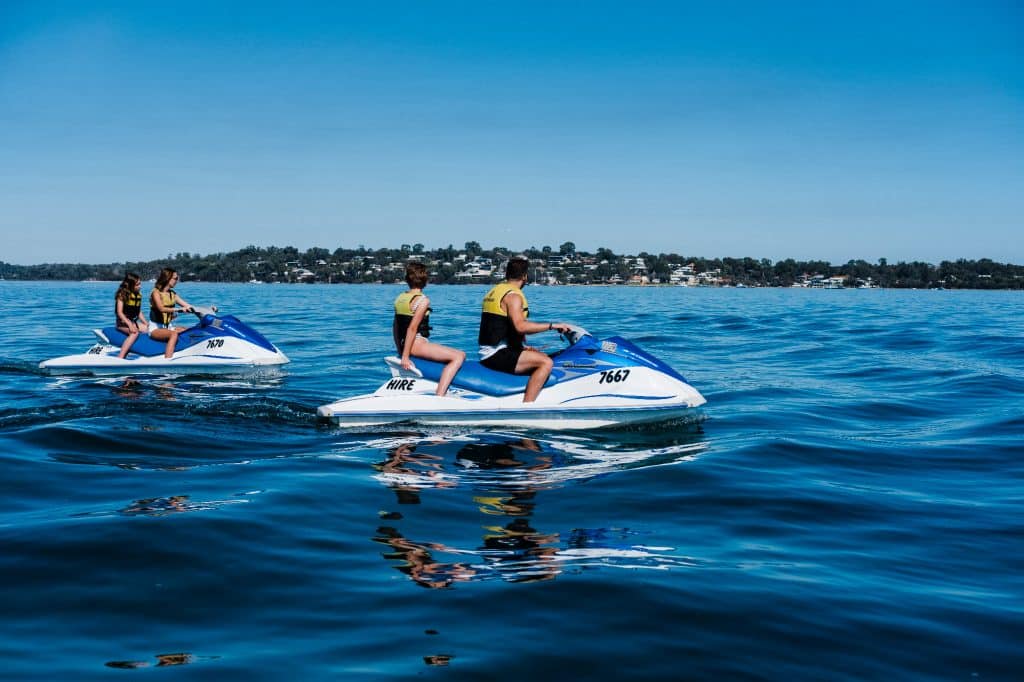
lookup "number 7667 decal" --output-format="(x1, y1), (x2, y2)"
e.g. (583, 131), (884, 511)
(598, 369), (630, 384)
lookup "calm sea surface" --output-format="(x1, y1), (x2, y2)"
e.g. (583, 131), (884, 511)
(0, 281), (1021, 680)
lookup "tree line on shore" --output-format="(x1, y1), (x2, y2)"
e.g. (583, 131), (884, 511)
(2, 242), (1022, 289)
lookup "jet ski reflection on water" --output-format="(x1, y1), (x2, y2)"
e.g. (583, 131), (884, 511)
(318, 326), (706, 430)
(39, 307), (289, 374)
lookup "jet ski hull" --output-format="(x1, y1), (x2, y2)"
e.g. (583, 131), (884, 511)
(318, 394), (704, 430)
(39, 345), (289, 374)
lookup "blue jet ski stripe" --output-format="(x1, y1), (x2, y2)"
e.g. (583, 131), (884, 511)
(558, 394), (677, 404)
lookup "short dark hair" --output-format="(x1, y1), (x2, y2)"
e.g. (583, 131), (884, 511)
(405, 262), (429, 289)
(505, 257), (529, 281)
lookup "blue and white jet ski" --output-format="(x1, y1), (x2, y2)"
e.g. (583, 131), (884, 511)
(40, 307), (289, 375)
(317, 326), (706, 430)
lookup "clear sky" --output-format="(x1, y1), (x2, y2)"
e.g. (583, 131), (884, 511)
(1, 1), (1021, 265)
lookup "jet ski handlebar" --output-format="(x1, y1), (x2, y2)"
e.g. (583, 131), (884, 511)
(559, 324), (592, 346)
(189, 305), (219, 317)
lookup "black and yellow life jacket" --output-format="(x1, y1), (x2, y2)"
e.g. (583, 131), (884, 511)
(118, 290), (142, 322)
(150, 289), (176, 325)
(478, 282), (528, 350)
(393, 291), (431, 353)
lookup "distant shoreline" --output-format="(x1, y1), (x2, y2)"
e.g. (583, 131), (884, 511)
(3, 245), (1022, 289)
(2, 279), (1020, 292)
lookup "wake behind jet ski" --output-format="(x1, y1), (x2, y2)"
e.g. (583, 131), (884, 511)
(40, 306), (289, 375)
(317, 326), (706, 430)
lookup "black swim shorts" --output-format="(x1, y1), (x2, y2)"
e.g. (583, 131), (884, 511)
(480, 347), (523, 374)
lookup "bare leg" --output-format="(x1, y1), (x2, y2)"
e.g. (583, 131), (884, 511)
(117, 329), (138, 359)
(149, 328), (180, 359)
(164, 330), (179, 358)
(514, 350), (554, 403)
(412, 339), (466, 396)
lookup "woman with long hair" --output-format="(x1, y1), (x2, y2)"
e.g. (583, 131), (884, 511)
(114, 272), (149, 359)
(148, 267), (195, 359)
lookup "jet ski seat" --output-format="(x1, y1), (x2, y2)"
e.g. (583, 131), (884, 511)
(388, 357), (565, 397)
(99, 326), (212, 357)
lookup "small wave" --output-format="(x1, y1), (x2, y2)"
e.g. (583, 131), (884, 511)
(938, 372), (1024, 397)
(182, 397), (316, 426)
(0, 367), (307, 431)
(0, 402), (113, 431)
(0, 360), (47, 376)
(710, 315), (757, 332)
(841, 398), (946, 422)
(875, 329), (936, 351)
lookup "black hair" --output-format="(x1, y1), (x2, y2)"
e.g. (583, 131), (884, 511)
(505, 257), (529, 281)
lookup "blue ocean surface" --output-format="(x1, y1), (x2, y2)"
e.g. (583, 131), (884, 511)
(0, 281), (1021, 680)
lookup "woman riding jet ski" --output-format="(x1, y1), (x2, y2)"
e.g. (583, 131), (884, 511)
(317, 326), (706, 430)
(39, 306), (289, 374)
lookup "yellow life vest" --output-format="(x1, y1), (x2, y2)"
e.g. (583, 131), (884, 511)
(478, 282), (528, 350)
(150, 289), (177, 325)
(117, 290), (142, 322)
(393, 290), (431, 353)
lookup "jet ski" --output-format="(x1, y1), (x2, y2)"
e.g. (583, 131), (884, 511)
(39, 307), (289, 375)
(317, 326), (706, 430)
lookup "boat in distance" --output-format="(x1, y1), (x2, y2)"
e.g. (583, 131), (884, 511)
(317, 326), (706, 430)
(39, 309), (289, 375)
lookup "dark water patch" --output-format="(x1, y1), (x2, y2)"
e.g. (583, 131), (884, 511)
(0, 360), (47, 376)
(708, 384), (825, 406)
(839, 397), (948, 422)
(730, 438), (910, 473)
(845, 325), (890, 336)
(875, 329), (936, 351)
(623, 332), (676, 345)
(935, 371), (1024, 397)
(0, 401), (100, 431)
(822, 363), (956, 382)
(1, 394), (315, 433)
(15, 418), (329, 471)
(180, 397), (317, 426)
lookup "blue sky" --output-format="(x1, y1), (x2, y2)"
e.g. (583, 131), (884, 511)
(1, 1), (1021, 265)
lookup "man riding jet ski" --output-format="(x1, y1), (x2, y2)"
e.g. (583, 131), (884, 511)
(39, 306), (289, 374)
(475, 257), (573, 403)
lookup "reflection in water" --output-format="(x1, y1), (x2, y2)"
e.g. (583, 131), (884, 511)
(111, 378), (177, 402)
(480, 516), (560, 584)
(373, 526), (477, 589)
(121, 495), (189, 516)
(368, 429), (707, 587)
(155, 653), (195, 666)
(71, 492), (259, 519)
(372, 443), (455, 505)
(105, 652), (200, 669)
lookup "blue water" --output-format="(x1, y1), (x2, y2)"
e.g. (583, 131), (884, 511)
(1, 282), (1021, 680)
